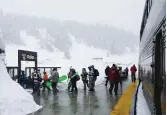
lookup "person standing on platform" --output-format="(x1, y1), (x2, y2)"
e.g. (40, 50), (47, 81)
(108, 64), (119, 95)
(105, 65), (110, 86)
(81, 68), (89, 90)
(42, 72), (51, 91)
(49, 68), (59, 93)
(130, 64), (137, 83)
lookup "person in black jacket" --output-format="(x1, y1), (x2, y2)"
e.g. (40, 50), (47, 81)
(88, 65), (99, 91)
(70, 69), (79, 93)
(32, 70), (42, 95)
(26, 75), (33, 89)
(81, 68), (89, 90)
(67, 67), (73, 91)
(105, 66), (110, 86)
(20, 71), (27, 88)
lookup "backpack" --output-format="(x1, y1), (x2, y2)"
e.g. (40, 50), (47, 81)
(37, 73), (42, 82)
(38, 76), (42, 82)
(94, 69), (99, 77)
(110, 68), (118, 80)
(76, 75), (80, 81)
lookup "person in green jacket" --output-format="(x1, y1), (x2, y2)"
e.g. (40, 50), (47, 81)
(49, 68), (59, 93)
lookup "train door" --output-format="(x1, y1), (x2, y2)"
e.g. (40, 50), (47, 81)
(153, 25), (166, 115)
(160, 23), (166, 115)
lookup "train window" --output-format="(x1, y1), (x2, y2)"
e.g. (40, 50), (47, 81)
(31, 68), (35, 75)
(14, 68), (18, 76)
(159, 35), (166, 89)
(39, 68), (44, 75)
(164, 48), (166, 73)
(162, 41), (166, 80)
(144, 12), (147, 26)
(8, 69), (13, 78)
(147, 0), (152, 14)
(26, 68), (30, 77)
(149, 0), (152, 10)
(147, 0), (150, 14)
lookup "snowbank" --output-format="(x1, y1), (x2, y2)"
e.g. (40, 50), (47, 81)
(0, 60), (42, 115)
(137, 83), (151, 115)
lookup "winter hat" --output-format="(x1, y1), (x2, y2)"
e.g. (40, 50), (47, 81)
(112, 64), (116, 67)
(53, 68), (57, 71)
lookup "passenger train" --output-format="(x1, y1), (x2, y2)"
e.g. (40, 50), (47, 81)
(139, 0), (166, 115)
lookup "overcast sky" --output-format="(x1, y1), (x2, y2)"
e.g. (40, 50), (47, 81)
(0, 0), (145, 35)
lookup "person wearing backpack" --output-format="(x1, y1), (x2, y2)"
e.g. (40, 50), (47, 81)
(81, 68), (89, 90)
(94, 68), (99, 80)
(118, 67), (123, 86)
(88, 65), (97, 91)
(108, 64), (119, 95)
(70, 69), (79, 92)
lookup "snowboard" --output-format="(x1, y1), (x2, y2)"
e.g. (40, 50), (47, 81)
(58, 75), (67, 82)
(46, 80), (52, 87)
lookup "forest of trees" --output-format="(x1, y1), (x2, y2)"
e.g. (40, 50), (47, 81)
(0, 10), (139, 59)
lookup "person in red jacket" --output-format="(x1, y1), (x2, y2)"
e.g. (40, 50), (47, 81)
(130, 64), (137, 83)
(108, 64), (119, 95)
(42, 72), (51, 91)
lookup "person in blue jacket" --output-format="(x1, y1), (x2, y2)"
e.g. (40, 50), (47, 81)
(20, 71), (27, 88)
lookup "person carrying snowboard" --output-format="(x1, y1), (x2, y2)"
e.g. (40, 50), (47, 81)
(70, 69), (79, 93)
(81, 68), (89, 90)
(42, 72), (51, 91)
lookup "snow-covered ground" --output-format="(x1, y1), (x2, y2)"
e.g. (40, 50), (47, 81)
(0, 30), (139, 115)
(136, 83), (151, 115)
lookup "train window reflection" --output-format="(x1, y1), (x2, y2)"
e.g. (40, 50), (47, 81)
(14, 69), (18, 76)
(8, 69), (13, 78)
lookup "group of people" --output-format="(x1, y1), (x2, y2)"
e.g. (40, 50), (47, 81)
(104, 64), (137, 95)
(19, 68), (60, 95)
(18, 64), (137, 96)
(67, 65), (99, 92)
(18, 65), (99, 95)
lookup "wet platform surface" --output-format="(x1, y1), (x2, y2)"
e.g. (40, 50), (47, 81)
(30, 79), (130, 115)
